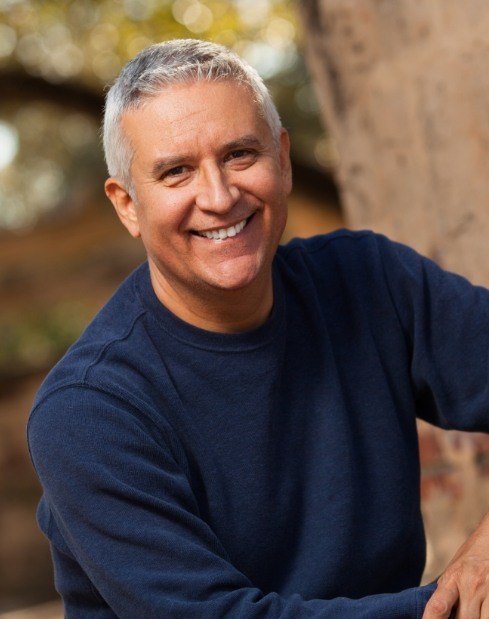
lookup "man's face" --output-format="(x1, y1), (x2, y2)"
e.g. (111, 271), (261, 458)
(106, 80), (292, 309)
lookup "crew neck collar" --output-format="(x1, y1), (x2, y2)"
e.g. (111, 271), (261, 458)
(134, 262), (285, 352)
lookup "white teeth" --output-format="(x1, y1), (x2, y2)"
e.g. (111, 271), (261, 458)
(199, 218), (248, 240)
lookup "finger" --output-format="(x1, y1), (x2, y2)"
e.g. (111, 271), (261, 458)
(454, 599), (481, 619)
(455, 588), (482, 619)
(453, 564), (489, 618)
(481, 597), (489, 619)
(422, 584), (459, 619)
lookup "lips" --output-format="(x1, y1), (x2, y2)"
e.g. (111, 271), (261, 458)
(194, 216), (251, 240)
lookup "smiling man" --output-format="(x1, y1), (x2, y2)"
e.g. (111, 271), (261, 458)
(28, 40), (489, 618)
(106, 77), (290, 331)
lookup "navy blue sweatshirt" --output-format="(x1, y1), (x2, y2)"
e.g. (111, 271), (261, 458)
(28, 230), (489, 617)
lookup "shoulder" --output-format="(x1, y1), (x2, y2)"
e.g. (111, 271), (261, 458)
(273, 229), (482, 324)
(279, 228), (376, 257)
(276, 228), (395, 273)
(31, 263), (162, 416)
(275, 228), (449, 283)
(275, 228), (395, 289)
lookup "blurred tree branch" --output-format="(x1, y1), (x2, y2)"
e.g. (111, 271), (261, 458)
(1, 70), (102, 117)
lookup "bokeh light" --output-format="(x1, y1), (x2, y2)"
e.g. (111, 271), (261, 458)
(0, 120), (19, 170)
(172, 0), (215, 34)
(0, 103), (103, 230)
(0, 23), (16, 57)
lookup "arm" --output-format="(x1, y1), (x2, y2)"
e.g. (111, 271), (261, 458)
(28, 385), (433, 618)
(377, 235), (489, 618)
(377, 234), (489, 434)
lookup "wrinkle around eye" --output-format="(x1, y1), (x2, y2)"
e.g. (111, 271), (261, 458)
(159, 167), (193, 186)
(166, 165), (189, 178)
(225, 150), (258, 169)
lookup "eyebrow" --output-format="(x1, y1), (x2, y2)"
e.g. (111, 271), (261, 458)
(150, 134), (264, 179)
(151, 156), (188, 179)
(222, 135), (264, 151)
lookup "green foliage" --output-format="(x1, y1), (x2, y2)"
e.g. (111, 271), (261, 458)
(0, 0), (327, 168)
(0, 1), (298, 83)
(0, 302), (93, 374)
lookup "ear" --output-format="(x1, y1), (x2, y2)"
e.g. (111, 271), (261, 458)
(104, 177), (141, 238)
(278, 129), (292, 196)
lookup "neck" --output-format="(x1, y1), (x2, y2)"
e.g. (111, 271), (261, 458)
(148, 264), (274, 333)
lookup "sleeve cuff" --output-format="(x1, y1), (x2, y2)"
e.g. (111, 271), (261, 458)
(415, 582), (437, 616)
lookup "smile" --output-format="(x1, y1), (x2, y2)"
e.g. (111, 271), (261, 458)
(195, 217), (249, 241)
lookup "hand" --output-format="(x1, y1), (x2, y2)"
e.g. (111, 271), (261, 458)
(422, 512), (489, 618)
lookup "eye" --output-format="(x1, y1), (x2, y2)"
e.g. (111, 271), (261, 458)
(225, 149), (258, 168)
(228, 149), (252, 160)
(160, 165), (192, 186)
(165, 165), (187, 178)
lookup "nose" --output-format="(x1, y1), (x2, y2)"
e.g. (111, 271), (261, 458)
(195, 165), (240, 214)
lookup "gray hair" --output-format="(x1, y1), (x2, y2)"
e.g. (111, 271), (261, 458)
(103, 39), (283, 196)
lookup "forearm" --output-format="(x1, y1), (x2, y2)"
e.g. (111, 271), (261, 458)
(50, 530), (436, 619)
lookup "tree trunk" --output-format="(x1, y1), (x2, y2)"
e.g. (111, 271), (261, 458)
(300, 0), (489, 286)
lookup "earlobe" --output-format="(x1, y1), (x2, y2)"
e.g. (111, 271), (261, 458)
(104, 178), (141, 238)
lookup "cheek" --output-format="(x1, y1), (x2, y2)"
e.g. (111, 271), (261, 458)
(137, 194), (189, 236)
(247, 170), (286, 204)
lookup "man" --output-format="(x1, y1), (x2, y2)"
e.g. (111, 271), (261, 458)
(28, 39), (489, 618)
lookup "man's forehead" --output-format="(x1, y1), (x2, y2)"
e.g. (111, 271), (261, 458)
(121, 80), (267, 145)
(123, 79), (259, 121)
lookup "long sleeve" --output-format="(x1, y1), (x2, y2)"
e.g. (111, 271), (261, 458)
(376, 234), (489, 431)
(28, 385), (434, 618)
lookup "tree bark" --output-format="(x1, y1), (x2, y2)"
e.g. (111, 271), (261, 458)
(300, 0), (489, 285)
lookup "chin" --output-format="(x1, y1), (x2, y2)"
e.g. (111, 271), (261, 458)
(205, 275), (258, 292)
(202, 266), (265, 293)
(201, 254), (268, 292)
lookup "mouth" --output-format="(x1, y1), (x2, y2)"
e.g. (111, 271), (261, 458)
(192, 214), (254, 241)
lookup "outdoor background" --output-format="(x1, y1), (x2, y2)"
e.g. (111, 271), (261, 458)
(0, 0), (488, 615)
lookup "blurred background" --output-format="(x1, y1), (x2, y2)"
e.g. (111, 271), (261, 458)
(0, 0), (488, 615)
